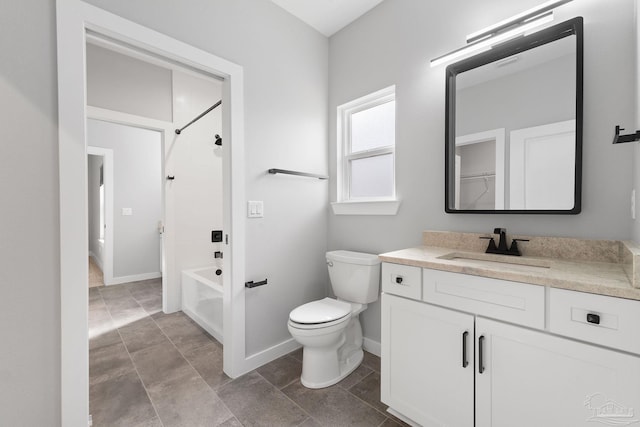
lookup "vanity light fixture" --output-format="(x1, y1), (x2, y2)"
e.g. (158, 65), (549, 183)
(430, 0), (573, 67)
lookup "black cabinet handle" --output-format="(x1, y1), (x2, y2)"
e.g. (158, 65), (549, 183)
(478, 335), (485, 374)
(395, 276), (403, 284)
(462, 331), (469, 368)
(586, 313), (600, 325)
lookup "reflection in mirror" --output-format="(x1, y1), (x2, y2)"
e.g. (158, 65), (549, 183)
(445, 17), (583, 214)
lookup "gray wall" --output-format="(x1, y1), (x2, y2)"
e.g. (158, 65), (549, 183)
(457, 54), (575, 136)
(87, 44), (173, 121)
(88, 119), (162, 278)
(0, 0), (60, 424)
(82, 0), (330, 356)
(328, 0), (636, 344)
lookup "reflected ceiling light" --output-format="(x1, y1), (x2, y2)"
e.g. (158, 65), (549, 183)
(430, 0), (573, 68)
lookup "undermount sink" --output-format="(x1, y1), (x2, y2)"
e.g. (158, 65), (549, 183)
(437, 252), (551, 271)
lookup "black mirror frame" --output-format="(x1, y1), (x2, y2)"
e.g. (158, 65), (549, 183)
(445, 17), (583, 214)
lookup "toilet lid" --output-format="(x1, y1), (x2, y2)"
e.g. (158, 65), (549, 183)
(289, 297), (351, 324)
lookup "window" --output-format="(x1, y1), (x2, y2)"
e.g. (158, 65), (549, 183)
(333, 86), (400, 215)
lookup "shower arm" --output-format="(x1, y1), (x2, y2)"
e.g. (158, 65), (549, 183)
(175, 100), (222, 135)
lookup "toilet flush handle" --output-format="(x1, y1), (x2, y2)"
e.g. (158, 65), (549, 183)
(327, 261), (334, 267)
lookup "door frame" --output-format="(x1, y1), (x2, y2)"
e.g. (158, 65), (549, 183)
(56, 2), (246, 425)
(86, 145), (114, 286)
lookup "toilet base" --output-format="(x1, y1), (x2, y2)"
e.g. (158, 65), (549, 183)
(301, 348), (364, 389)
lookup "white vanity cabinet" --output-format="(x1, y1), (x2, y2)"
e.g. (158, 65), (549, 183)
(381, 293), (474, 426)
(380, 262), (640, 427)
(475, 317), (640, 427)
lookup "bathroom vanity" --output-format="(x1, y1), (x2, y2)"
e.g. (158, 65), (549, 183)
(379, 231), (640, 427)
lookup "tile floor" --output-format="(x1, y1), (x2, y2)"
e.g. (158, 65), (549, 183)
(89, 279), (407, 427)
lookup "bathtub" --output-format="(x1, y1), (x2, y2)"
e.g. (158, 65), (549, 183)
(181, 266), (223, 344)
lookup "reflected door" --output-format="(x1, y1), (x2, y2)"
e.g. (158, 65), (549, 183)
(509, 120), (575, 210)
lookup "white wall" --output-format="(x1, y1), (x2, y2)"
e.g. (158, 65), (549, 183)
(0, 0), (60, 424)
(87, 154), (103, 264)
(329, 0), (637, 345)
(83, 0), (330, 356)
(87, 119), (163, 278)
(171, 71), (224, 296)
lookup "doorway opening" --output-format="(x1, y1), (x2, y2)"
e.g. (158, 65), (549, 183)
(57, 3), (247, 424)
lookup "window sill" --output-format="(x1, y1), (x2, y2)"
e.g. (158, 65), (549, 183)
(331, 200), (401, 216)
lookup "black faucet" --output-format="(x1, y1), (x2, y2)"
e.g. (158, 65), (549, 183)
(494, 228), (508, 252)
(480, 228), (529, 256)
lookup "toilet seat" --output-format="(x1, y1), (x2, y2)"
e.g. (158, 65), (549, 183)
(289, 297), (351, 328)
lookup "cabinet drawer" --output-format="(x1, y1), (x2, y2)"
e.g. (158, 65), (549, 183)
(423, 269), (545, 329)
(549, 288), (640, 355)
(381, 263), (422, 300)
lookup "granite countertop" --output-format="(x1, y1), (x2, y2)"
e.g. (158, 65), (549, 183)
(379, 231), (640, 301)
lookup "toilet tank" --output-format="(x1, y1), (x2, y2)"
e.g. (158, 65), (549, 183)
(326, 250), (381, 304)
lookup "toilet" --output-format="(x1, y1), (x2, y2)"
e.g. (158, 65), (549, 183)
(287, 250), (381, 389)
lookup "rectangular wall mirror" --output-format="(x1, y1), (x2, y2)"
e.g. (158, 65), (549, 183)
(445, 17), (583, 214)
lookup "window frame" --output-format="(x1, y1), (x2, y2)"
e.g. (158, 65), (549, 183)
(333, 86), (400, 215)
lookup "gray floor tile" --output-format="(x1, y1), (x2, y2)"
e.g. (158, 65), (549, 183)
(154, 312), (213, 353)
(218, 371), (309, 427)
(90, 341), (136, 385)
(337, 363), (373, 390)
(119, 316), (169, 355)
(90, 329), (122, 351)
(298, 417), (322, 426)
(89, 286), (102, 299)
(89, 371), (157, 427)
(132, 342), (195, 390)
(217, 416), (244, 427)
(347, 371), (385, 413)
(288, 347), (303, 362)
(379, 417), (411, 427)
(89, 306), (116, 340)
(99, 285), (131, 302)
(105, 294), (141, 309)
(133, 416), (163, 427)
(147, 369), (233, 427)
(127, 278), (162, 295)
(89, 293), (106, 310)
(283, 380), (387, 427)
(110, 304), (149, 329)
(90, 279), (390, 427)
(256, 355), (302, 389)
(136, 294), (163, 315)
(348, 372), (410, 427)
(362, 351), (381, 373)
(182, 342), (231, 390)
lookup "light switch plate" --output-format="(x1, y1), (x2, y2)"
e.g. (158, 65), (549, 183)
(122, 207), (133, 216)
(247, 201), (264, 218)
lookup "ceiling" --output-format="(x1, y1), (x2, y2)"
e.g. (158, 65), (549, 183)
(270, 0), (385, 37)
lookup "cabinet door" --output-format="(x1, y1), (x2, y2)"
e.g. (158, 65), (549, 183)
(476, 317), (640, 427)
(381, 294), (474, 427)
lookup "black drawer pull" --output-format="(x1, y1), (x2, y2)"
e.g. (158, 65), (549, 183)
(395, 276), (403, 284)
(586, 313), (600, 325)
(478, 335), (485, 374)
(462, 331), (469, 368)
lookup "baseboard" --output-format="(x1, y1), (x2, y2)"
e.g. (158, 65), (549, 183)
(88, 251), (103, 271)
(108, 272), (161, 286)
(363, 337), (381, 357)
(240, 337), (377, 376)
(243, 338), (301, 373)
